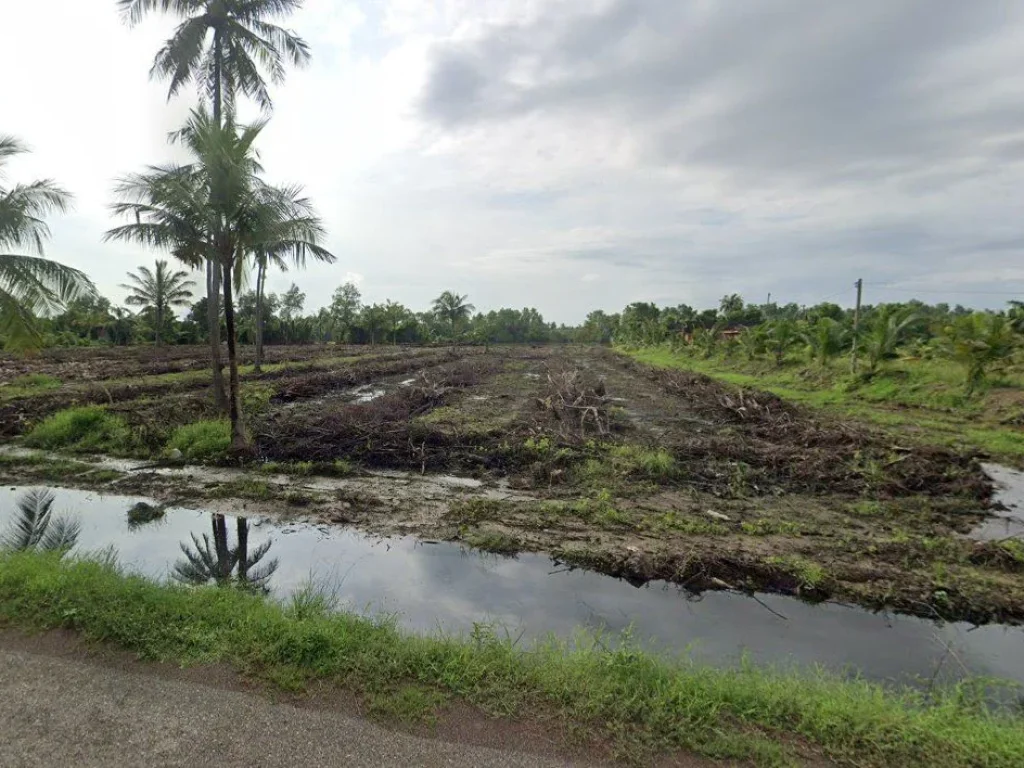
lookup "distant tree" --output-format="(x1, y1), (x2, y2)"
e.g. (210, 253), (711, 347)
(279, 282), (305, 341)
(765, 318), (801, 365)
(330, 281), (362, 342)
(360, 303), (389, 345)
(937, 313), (1018, 396)
(579, 310), (618, 344)
(381, 300), (411, 344)
(432, 291), (475, 340)
(120, 260), (195, 346)
(0, 136), (95, 351)
(861, 307), (919, 374)
(803, 317), (848, 368)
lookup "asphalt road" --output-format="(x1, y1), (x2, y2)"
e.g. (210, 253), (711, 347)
(0, 646), (578, 768)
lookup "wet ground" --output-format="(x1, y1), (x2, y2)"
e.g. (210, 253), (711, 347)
(1, 345), (1022, 624)
(2, 483), (1023, 691)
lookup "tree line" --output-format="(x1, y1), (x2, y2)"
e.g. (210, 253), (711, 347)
(31, 276), (574, 349)
(601, 294), (1024, 396)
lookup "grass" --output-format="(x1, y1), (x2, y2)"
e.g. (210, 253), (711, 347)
(0, 553), (1022, 767)
(623, 346), (1024, 465)
(23, 406), (136, 454)
(462, 531), (523, 556)
(167, 420), (231, 460)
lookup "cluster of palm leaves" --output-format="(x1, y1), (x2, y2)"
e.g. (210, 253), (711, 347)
(431, 291), (475, 341)
(1, 489), (80, 555)
(0, 139), (95, 351)
(173, 514), (277, 592)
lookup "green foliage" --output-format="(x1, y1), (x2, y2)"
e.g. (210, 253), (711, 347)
(24, 406), (134, 453)
(861, 307), (919, 373)
(1, 554), (1023, 767)
(803, 317), (849, 367)
(167, 420), (231, 460)
(937, 313), (1018, 396)
(462, 531), (523, 555)
(8, 373), (61, 390)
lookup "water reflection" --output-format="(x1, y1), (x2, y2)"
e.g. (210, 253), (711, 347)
(1, 488), (80, 554)
(2, 485), (1023, 690)
(173, 514), (278, 593)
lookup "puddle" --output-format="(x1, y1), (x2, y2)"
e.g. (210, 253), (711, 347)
(347, 384), (386, 403)
(399, 378), (417, 387)
(3, 484), (1024, 689)
(972, 464), (1024, 540)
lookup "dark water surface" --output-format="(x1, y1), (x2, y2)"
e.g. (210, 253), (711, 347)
(2, 483), (1022, 689)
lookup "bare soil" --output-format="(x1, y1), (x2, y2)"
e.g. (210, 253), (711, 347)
(1, 343), (1019, 624)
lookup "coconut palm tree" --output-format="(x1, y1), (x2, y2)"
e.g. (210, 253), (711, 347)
(861, 307), (919, 374)
(106, 109), (332, 453)
(0, 137), (94, 351)
(1, 488), (80, 554)
(937, 313), (1018, 397)
(765, 318), (800, 366)
(802, 317), (849, 368)
(251, 188), (336, 371)
(120, 260), (195, 346)
(432, 291), (474, 341)
(120, 0), (311, 409)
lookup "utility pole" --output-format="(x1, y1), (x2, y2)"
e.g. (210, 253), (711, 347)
(850, 278), (863, 374)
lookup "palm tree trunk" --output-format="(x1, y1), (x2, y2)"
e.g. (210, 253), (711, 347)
(155, 304), (162, 347)
(213, 30), (223, 126)
(211, 514), (231, 583)
(207, 262), (227, 412)
(221, 258), (250, 454)
(236, 517), (249, 584)
(254, 262), (265, 373)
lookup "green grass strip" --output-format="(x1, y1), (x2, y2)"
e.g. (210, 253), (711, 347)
(0, 553), (1022, 766)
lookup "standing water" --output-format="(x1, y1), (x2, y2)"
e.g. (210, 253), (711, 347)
(1, 482), (1022, 689)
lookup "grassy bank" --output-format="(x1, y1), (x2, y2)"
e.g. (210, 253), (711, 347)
(0, 554), (1022, 767)
(623, 346), (1024, 465)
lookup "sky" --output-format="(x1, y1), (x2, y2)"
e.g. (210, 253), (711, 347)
(3, 0), (1024, 324)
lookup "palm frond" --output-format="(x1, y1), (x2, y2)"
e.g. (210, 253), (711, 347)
(38, 516), (81, 553)
(1, 488), (54, 550)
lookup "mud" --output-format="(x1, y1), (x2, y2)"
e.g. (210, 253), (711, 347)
(2, 345), (1021, 623)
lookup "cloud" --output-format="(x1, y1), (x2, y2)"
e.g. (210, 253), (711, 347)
(3, 0), (1024, 324)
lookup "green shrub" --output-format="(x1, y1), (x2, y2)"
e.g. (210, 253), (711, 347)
(167, 420), (231, 460)
(24, 406), (133, 453)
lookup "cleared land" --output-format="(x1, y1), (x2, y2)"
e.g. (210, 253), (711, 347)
(1, 343), (1021, 623)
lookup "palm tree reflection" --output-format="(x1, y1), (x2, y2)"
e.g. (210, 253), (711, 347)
(173, 514), (277, 592)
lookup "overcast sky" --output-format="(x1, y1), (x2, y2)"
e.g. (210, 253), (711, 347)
(3, 0), (1024, 324)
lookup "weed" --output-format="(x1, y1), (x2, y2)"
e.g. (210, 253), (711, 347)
(167, 420), (231, 460)
(367, 685), (447, 724)
(655, 512), (729, 535)
(208, 479), (272, 501)
(463, 531), (523, 556)
(768, 555), (828, 589)
(24, 406), (135, 454)
(851, 500), (885, 517)
(7, 373), (61, 391)
(741, 519), (804, 536)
